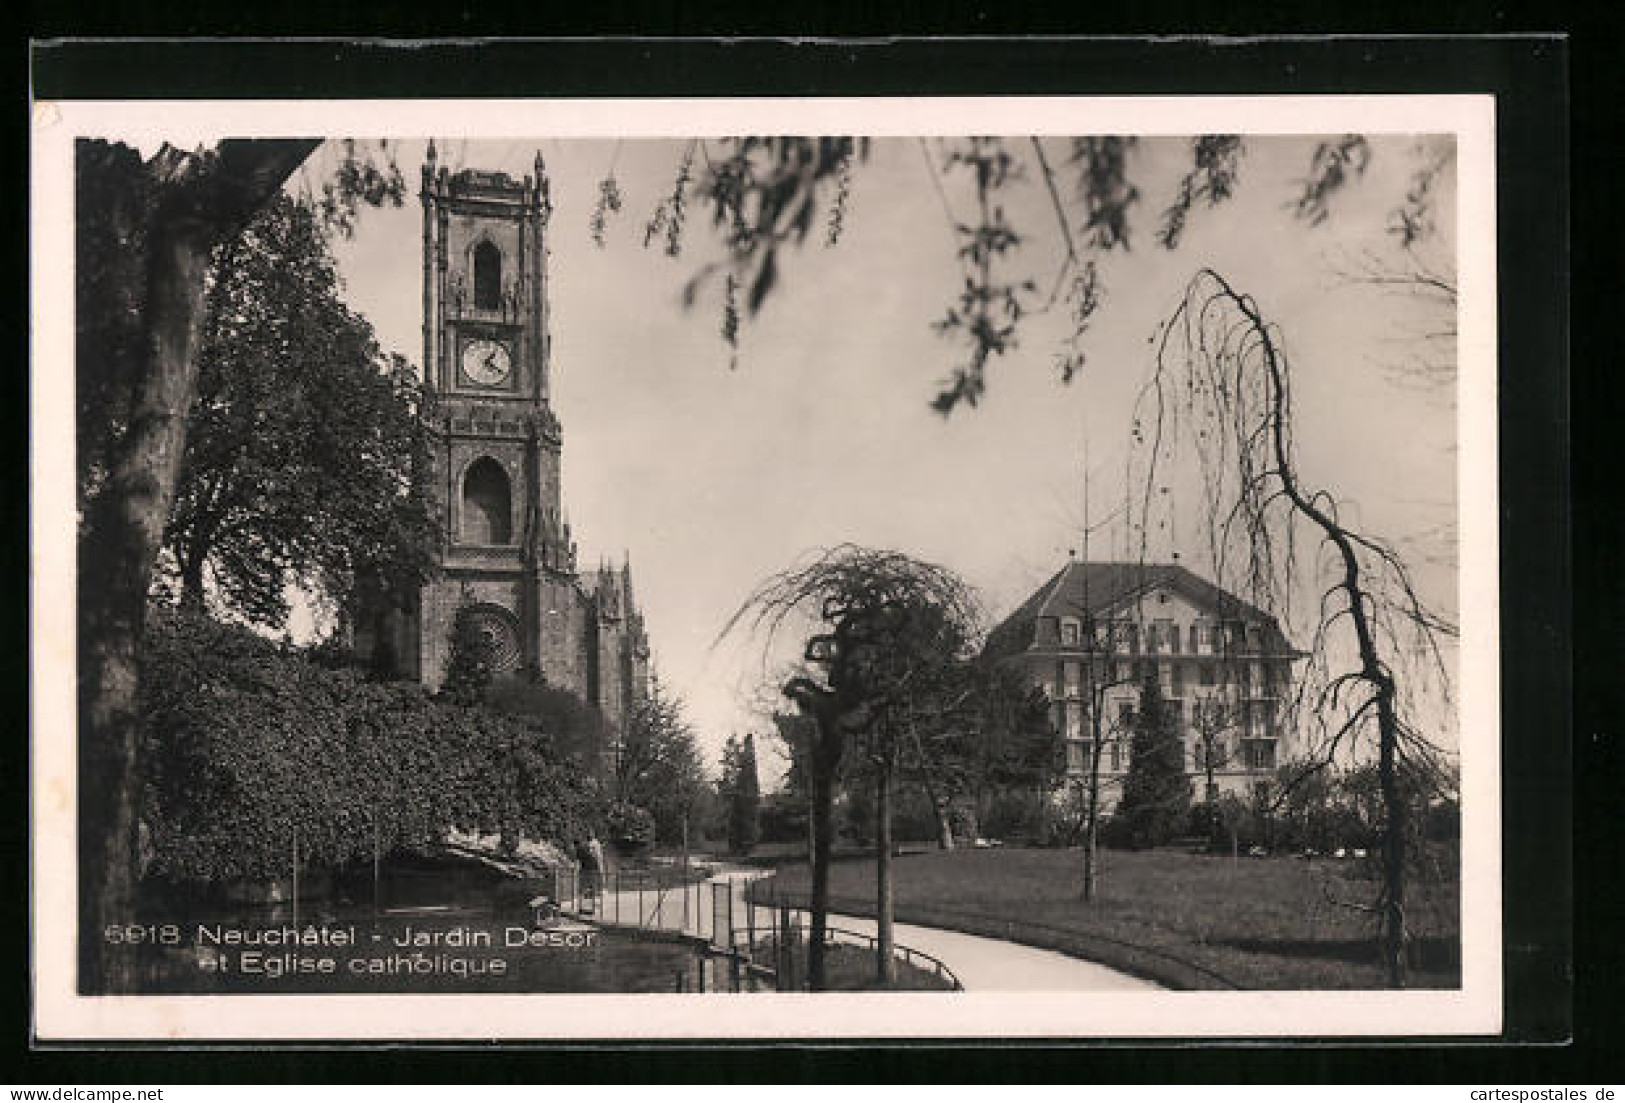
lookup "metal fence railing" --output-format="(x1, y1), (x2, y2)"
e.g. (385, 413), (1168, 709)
(553, 866), (962, 992)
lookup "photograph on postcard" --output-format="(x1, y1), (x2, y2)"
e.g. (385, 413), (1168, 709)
(33, 97), (1500, 1037)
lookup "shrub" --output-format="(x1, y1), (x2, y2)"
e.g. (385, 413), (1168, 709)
(140, 608), (601, 883)
(981, 788), (1048, 844)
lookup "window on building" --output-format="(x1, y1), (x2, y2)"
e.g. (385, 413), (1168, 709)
(1065, 702), (1084, 739)
(1242, 739), (1278, 771)
(1199, 662), (1216, 687)
(1189, 623), (1200, 653)
(1246, 623), (1263, 651)
(473, 241), (502, 310)
(1171, 662), (1185, 698)
(1064, 661), (1082, 698)
(1109, 739), (1123, 772)
(1060, 619), (1080, 647)
(461, 457), (512, 544)
(1066, 739), (1087, 773)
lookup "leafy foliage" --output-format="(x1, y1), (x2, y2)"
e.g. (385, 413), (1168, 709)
(139, 609), (601, 882)
(162, 193), (434, 628)
(612, 678), (710, 845)
(312, 138), (407, 239)
(1292, 135), (1371, 227)
(603, 800), (657, 855)
(1157, 135), (1245, 249)
(440, 604), (496, 707)
(483, 672), (611, 774)
(929, 138), (1036, 414)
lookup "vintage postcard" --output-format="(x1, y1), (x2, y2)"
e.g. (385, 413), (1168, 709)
(32, 92), (1500, 1040)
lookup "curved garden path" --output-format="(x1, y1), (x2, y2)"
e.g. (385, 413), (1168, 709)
(579, 866), (1161, 992)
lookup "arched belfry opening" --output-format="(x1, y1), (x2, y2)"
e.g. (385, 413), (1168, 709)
(462, 458), (512, 544)
(472, 240), (502, 310)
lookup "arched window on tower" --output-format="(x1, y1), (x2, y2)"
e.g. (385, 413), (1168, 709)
(462, 458), (512, 544)
(473, 241), (502, 310)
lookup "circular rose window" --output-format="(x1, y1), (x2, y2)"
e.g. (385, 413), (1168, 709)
(461, 603), (521, 673)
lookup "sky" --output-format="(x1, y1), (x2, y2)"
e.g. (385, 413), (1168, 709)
(305, 134), (1460, 773)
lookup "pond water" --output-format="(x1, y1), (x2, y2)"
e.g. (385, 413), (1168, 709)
(125, 852), (707, 994)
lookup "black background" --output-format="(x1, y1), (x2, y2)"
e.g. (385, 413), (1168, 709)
(16, 30), (1594, 1085)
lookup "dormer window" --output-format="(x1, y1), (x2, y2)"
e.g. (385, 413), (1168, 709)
(1060, 618), (1081, 647)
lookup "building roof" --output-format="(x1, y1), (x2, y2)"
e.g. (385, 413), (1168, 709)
(983, 559), (1299, 660)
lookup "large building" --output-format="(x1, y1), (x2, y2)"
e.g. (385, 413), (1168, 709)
(985, 558), (1303, 807)
(358, 145), (650, 732)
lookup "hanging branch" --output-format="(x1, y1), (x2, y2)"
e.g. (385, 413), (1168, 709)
(1134, 267), (1457, 986)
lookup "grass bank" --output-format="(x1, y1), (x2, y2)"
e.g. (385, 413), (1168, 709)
(754, 846), (1459, 990)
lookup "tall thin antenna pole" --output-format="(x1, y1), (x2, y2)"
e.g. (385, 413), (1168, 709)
(1082, 431), (1091, 569)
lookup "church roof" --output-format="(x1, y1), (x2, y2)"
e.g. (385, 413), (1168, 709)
(984, 559), (1299, 660)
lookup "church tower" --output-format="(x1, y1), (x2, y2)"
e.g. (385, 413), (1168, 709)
(408, 144), (583, 695)
(354, 145), (649, 730)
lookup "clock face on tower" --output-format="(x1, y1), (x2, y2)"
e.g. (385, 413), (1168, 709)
(460, 337), (513, 388)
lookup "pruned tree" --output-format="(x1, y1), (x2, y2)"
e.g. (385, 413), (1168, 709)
(720, 545), (977, 989)
(1136, 266), (1457, 986)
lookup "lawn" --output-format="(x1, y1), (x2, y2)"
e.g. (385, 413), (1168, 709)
(754, 846), (1460, 991)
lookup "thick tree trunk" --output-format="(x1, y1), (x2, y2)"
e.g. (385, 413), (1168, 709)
(76, 139), (319, 994)
(79, 224), (217, 993)
(875, 759), (895, 986)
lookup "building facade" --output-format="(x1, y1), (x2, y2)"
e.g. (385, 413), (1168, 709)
(985, 559), (1303, 808)
(357, 145), (650, 733)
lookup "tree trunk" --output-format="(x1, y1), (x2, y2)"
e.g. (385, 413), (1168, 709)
(1216, 267), (1411, 988)
(934, 799), (955, 851)
(75, 139), (319, 994)
(1378, 692), (1407, 987)
(875, 759), (896, 986)
(807, 742), (835, 991)
(78, 223), (217, 993)
(1081, 699), (1107, 902)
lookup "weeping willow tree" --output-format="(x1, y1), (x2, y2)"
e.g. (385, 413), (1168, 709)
(719, 546), (978, 990)
(1132, 267), (1457, 987)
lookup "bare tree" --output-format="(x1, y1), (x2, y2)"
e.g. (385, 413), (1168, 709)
(720, 546), (977, 989)
(1137, 267), (1457, 986)
(1077, 664), (1137, 901)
